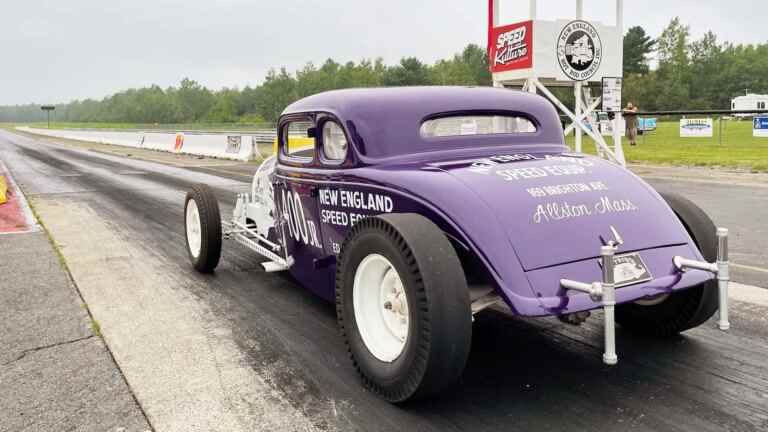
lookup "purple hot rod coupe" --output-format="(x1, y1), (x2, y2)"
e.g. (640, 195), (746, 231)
(183, 87), (731, 402)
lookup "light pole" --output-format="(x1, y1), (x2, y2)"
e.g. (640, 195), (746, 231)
(40, 105), (55, 129)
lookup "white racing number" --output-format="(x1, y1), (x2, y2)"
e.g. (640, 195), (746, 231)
(281, 189), (322, 249)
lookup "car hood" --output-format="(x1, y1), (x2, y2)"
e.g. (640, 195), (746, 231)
(430, 153), (691, 271)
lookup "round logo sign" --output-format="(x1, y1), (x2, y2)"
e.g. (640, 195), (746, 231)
(556, 20), (602, 81)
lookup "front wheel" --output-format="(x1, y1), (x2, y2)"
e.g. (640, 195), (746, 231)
(185, 184), (222, 273)
(336, 214), (472, 402)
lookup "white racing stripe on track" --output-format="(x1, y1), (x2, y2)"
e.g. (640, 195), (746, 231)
(732, 263), (768, 274)
(730, 282), (768, 307)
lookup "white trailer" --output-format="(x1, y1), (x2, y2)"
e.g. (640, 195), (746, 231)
(731, 94), (768, 118)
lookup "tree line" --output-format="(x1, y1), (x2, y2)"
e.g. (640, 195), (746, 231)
(2, 17), (767, 125)
(0, 45), (490, 125)
(622, 18), (768, 111)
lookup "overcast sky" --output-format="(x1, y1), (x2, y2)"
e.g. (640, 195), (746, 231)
(2, 0), (765, 105)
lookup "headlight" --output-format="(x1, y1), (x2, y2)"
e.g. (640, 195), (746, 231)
(322, 121), (348, 161)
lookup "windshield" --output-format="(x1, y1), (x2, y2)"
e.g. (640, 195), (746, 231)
(420, 115), (536, 138)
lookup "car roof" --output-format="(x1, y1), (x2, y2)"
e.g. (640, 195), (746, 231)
(281, 86), (566, 160)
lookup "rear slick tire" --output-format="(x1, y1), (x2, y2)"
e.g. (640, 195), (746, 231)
(185, 184), (222, 273)
(336, 214), (472, 402)
(616, 192), (718, 337)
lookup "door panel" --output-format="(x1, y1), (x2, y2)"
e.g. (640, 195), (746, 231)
(274, 177), (333, 300)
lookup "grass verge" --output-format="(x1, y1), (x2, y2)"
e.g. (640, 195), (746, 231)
(566, 120), (768, 172)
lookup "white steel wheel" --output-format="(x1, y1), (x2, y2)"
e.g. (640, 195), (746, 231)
(186, 199), (202, 259)
(353, 254), (409, 362)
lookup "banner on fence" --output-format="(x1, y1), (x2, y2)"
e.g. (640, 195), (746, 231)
(639, 117), (657, 131)
(753, 117), (768, 137)
(174, 133), (184, 151)
(226, 136), (242, 154)
(680, 118), (713, 137)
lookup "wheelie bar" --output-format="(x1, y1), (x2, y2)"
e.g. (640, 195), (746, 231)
(673, 227), (730, 331)
(560, 246), (618, 366)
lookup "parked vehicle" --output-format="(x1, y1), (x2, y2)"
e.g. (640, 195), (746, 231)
(731, 93), (768, 118)
(184, 87), (731, 402)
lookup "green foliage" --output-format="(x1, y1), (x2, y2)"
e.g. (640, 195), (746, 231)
(431, 44), (491, 85)
(382, 57), (430, 86)
(237, 113), (267, 124)
(623, 18), (768, 111)
(565, 120), (768, 172)
(256, 68), (298, 122)
(2, 25), (768, 124)
(174, 78), (215, 122)
(0, 45), (492, 124)
(206, 88), (238, 123)
(623, 26), (655, 75)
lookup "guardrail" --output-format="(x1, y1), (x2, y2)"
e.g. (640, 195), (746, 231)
(16, 127), (277, 161)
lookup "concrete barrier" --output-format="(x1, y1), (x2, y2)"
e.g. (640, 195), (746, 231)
(16, 127), (276, 162)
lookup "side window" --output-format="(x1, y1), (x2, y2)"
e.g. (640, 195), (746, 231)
(322, 121), (348, 162)
(281, 119), (316, 162)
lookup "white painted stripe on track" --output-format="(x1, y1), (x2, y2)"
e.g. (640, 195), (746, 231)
(730, 282), (768, 307)
(732, 263), (768, 274)
(638, 174), (768, 189)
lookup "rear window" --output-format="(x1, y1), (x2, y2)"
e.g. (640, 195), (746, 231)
(420, 115), (536, 138)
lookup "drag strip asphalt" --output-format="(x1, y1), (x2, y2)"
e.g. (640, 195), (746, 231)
(643, 177), (768, 288)
(2, 130), (767, 432)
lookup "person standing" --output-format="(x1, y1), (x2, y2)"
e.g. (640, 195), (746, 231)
(623, 102), (639, 146)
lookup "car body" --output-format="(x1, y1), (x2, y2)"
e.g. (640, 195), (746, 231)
(184, 86), (729, 402)
(264, 87), (710, 313)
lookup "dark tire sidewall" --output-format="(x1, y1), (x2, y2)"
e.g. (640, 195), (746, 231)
(340, 229), (425, 390)
(336, 214), (472, 402)
(616, 192), (719, 335)
(184, 184), (222, 273)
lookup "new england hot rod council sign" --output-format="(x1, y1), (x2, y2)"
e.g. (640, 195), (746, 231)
(489, 21), (533, 73)
(557, 20), (603, 81)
